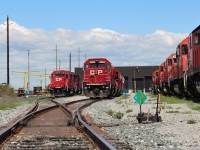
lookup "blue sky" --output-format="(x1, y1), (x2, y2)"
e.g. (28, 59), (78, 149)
(0, 0), (199, 89)
(1, 0), (199, 34)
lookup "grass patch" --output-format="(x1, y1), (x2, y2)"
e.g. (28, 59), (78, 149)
(188, 104), (200, 111)
(166, 110), (179, 113)
(160, 95), (184, 104)
(127, 114), (135, 118)
(187, 119), (196, 124)
(0, 101), (22, 110)
(115, 99), (123, 104)
(147, 93), (157, 99)
(160, 95), (200, 112)
(106, 109), (124, 119)
(106, 109), (114, 116)
(113, 111), (124, 119)
(126, 109), (133, 113)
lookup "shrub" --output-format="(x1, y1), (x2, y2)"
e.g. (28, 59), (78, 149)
(0, 84), (15, 97)
(126, 109), (133, 113)
(106, 109), (114, 116)
(115, 99), (123, 104)
(187, 119), (196, 124)
(127, 114), (135, 118)
(113, 111), (124, 119)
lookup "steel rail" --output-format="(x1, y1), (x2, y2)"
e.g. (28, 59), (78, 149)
(0, 104), (59, 145)
(0, 97), (91, 145)
(76, 100), (117, 150)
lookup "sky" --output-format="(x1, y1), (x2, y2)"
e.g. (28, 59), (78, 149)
(0, 0), (200, 90)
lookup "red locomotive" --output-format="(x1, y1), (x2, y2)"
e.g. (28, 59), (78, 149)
(83, 58), (124, 98)
(162, 53), (177, 95)
(49, 70), (82, 97)
(152, 25), (200, 98)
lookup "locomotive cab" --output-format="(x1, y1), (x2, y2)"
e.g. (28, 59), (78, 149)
(83, 58), (118, 98)
(49, 70), (70, 96)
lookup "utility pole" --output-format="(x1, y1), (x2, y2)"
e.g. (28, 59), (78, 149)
(7, 16), (10, 85)
(45, 68), (46, 89)
(27, 50), (30, 91)
(78, 47), (80, 68)
(56, 45), (58, 70)
(69, 52), (71, 72)
(59, 60), (61, 70)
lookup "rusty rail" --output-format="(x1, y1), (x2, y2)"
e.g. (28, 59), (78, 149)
(0, 104), (59, 145)
(75, 100), (117, 150)
(0, 97), (90, 145)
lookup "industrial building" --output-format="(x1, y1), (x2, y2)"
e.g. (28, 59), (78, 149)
(75, 66), (158, 92)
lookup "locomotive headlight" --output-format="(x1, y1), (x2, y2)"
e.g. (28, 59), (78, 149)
(84, 87), (87, 89)
(106, 86), (109, 89)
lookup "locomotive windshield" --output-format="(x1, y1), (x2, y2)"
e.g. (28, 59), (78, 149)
(90, 61), (105, 68)
(55, 72), (65, 77)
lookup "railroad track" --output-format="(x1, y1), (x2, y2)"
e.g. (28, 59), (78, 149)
(0, 96), (132, 150)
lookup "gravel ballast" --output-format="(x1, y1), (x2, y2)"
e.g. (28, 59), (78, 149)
(1, 94), (200, 149)
(82, 93), (200, 150)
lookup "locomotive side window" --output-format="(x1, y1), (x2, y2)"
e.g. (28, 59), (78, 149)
(106, 64), (110, 70)
(182, 45), (188, 54)
(173, 58), (177, 63)
(51, 74), (55, 78)
(66, 74), (68, 78)
(160, 66), (163, 72)
(156, 72), (158, 76)
(176, 45), (180, 56)
(194, 33), (200, 45)
(85, 64), (88, 71)
(168, 59), (172, 66)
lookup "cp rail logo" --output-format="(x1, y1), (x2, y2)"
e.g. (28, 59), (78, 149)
(56, 78), (62, 81)
(90, 70), (103, 75)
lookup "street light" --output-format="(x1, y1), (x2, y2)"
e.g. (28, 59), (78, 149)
(53, 45), (58, 70)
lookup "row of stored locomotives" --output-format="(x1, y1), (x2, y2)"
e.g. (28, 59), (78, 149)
(83, 58), (124, 98)
(152, 25), (200, 98)
(49, 70), (82, 97)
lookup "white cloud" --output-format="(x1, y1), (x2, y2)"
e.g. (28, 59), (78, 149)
(0, 21), (188, 89)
